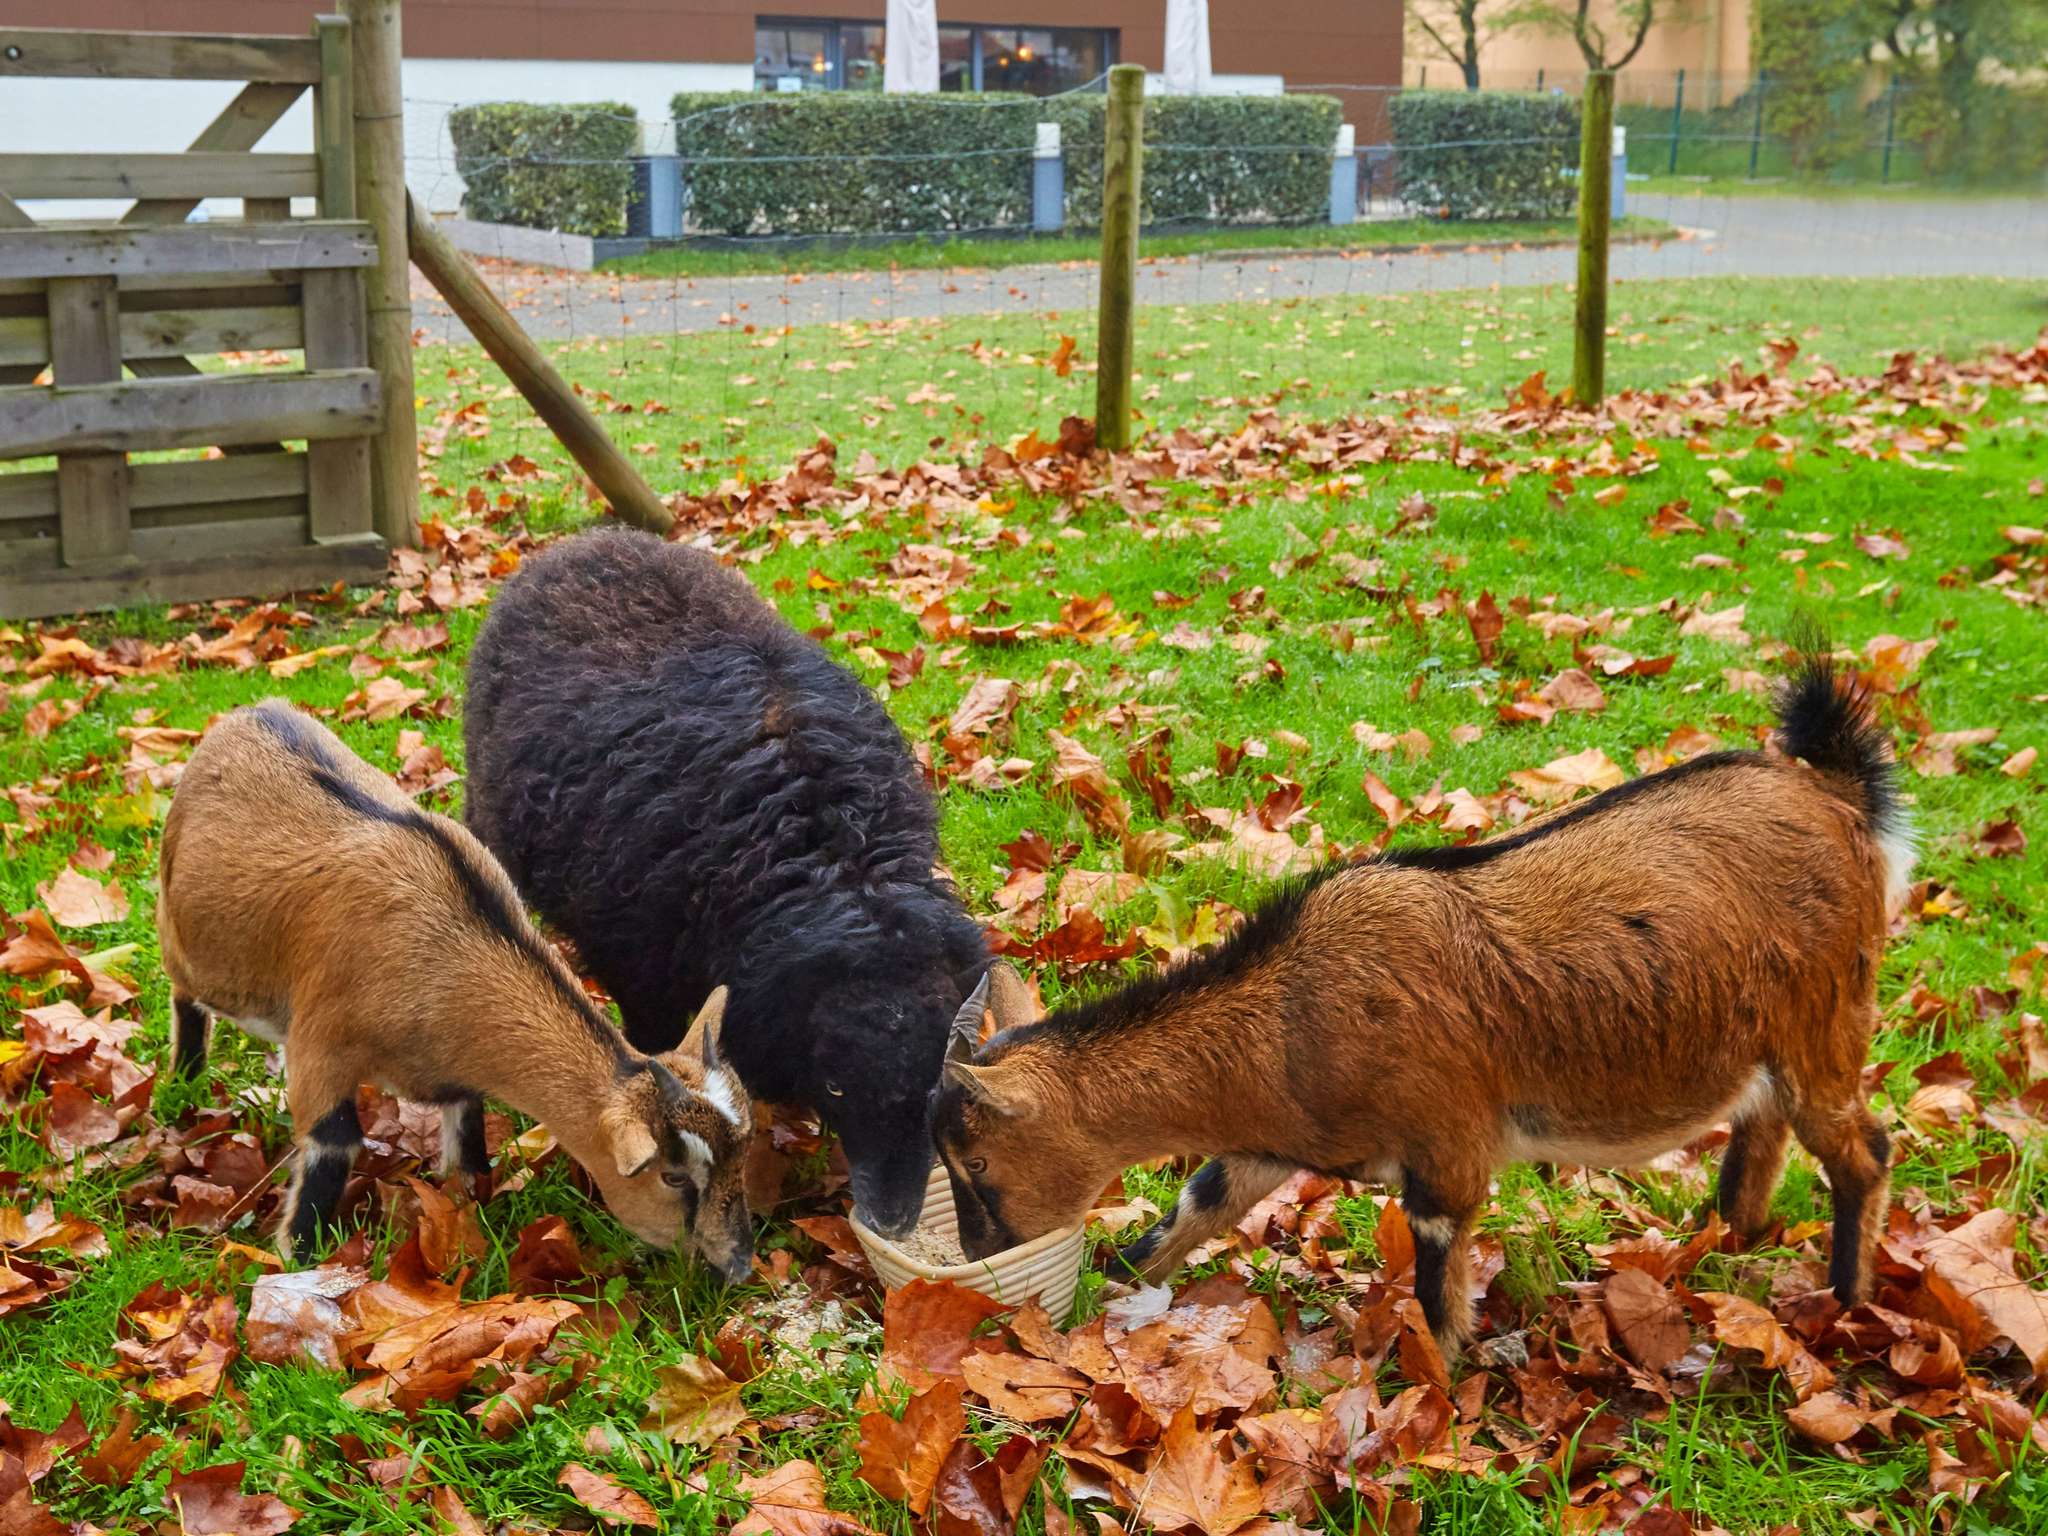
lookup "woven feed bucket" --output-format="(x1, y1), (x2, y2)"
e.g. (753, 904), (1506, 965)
(851, 1164), (1086, 1318)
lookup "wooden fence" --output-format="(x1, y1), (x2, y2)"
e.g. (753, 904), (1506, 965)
(0, 20), (390, 619)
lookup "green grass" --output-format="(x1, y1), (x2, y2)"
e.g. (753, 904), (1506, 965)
(596, 214), (1676, 279)
(419, 273), (2048, 486)
(5, 274), (2047, 1533)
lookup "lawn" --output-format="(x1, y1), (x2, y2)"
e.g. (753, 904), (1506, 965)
(3, 274), (2046, 1536)
(596, 215), (1677, 281)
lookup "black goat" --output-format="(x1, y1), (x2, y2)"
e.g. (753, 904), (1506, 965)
(463, 528), (990, 1237)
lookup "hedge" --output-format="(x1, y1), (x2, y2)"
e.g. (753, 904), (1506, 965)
(672, 91), (1344, 237)
(449, 102), (639, 237)
(1047, 94), (1342, 229)
(1388, 91), (1579, 220)
(672, 92), (1040, 236)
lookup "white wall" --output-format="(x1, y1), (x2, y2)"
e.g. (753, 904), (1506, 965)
(3, 58), (753, 223)
(403, 58), (754, 212)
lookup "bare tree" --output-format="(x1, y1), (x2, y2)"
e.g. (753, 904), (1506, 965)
(1407, 0), (1509, 89)
(1510, 0), (1659, 71)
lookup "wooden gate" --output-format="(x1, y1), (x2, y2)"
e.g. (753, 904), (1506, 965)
(0, 21), (387, 619)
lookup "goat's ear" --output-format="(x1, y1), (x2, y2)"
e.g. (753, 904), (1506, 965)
(943, 1059), (1019, 1117)
(985, 962), (1035, 1033)
(680, 985), (729, 1071)
(946, 971), (992, 1063)
(600, 1082), (661, 1179)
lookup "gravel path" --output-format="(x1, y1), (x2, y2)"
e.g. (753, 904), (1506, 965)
(411, 194), (2048, 346)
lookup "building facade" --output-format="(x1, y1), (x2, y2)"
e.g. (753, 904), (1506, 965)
(8, 1), (1400, 214)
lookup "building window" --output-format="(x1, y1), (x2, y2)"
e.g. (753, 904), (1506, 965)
(941, 24), (1112, 94)
(756, 18), (1113, 95)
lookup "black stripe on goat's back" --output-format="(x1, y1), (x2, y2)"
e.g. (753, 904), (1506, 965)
(1370, 749), (1756, 874)
(989, 862), (1345, 1053)
(250, 703), (624, 1052)
(999, 749), (1766, 1053)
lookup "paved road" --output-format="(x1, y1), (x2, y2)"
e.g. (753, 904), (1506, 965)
(411, 195), (2048, 346)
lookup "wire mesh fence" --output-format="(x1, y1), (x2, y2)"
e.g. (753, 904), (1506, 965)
(394, 81), (2048, 514)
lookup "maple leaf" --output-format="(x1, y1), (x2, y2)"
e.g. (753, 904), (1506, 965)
(73, 1407), (162, 1486)
(1359, 771), (1405, 832)
(42, 1081), (122, 1156)
(1785, 1390), (1877, 1446)
(958, 1351), (1091, 1422)
(246, 1262), (368, 1369)
(640, 1357), (749, 1448)
(1140, 1409), (1264, 1536)
(405, 1177), (487, 1274)
(1107, 1295), (1279, 1421)
(1046, 732), (1132, 841)
(508, 1214), (587, 1293)
(1695, 1293), (1833, 1401)
(857, 1377), (965, 1516)
(167, 1464), (299, 1536)
(1918, 1210), (2048, 1377)
(1050, 335), (1078, 378)
(882, 1279), (1010, 1389)
(1678, 603), (1749, 647)
(932, 1434), (1044, 1536)
(428, 1486), (488, 1536)
(34, 869), (128, 929)
(950, 678), (1022, 738)
(1601, 1268), (1689, 1374)
(1465, 591), (1503, 663)
(735, 1460), (882, 1536)
(1508, 747), (1625, 806)
(557, 1464), (658, 1527)
(1536, 668), (1606, 714)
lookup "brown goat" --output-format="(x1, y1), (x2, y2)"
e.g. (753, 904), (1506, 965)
(932, 653), (1909, 1353)
(157, 700), (755, 1276)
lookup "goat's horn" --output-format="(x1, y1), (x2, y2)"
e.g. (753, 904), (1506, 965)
(648, 1054), (691, 1113)
(946, 971), (993, 1062)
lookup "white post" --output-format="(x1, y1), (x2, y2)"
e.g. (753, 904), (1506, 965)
(1033, 121), (1063, 234)
(1611, 123), (1628, 221)
(1329, 123), (1357, 225)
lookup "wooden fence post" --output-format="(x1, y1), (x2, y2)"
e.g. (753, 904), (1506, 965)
(1094, 63), (1144, 454)
(1571, 70), (1615, 410)
(343, 0), (419, 550)
(406, 196), (674, 536)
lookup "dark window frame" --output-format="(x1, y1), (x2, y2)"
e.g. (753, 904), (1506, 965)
(755, 16), (1114, 95)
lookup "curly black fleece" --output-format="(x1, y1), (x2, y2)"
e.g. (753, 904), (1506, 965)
(463, 529), (989, 1220)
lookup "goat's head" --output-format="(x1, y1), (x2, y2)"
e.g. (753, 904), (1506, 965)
(597, 987), (755, 1281)
(804, 951), (991, 1240)
(927, 965), (1099, 1260)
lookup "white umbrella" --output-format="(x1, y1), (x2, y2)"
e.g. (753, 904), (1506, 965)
(1162, 0), (1213, 94)
(884, 0), (941, 92)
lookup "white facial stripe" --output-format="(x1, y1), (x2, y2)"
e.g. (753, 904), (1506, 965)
(679, 1129), (713, 1172)
(703, 1068), (745, 1128)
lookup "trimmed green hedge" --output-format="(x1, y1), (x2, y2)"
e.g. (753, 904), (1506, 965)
(1048, 94), (1342, 229)
(671, 91), (1344, 236)
(1388, 91), (1579, 220)
(449, 102), (638, 237)
(672, 92), (1040, 235)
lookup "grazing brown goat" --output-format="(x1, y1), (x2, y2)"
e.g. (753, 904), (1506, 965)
(157, 700), (755, 1276)
(932, 652), (1910, 1354)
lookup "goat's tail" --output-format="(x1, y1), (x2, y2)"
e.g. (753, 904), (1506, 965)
(1774, 626), (1914, 897)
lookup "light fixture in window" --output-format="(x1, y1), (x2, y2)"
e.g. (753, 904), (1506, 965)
(1017, 44), (1034, 61)
(811, 53), (827, 72)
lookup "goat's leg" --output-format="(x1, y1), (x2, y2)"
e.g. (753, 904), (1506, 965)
(1403, 1162), (1487, 1357)
(440, 1097), (491, 1194)
(1790, 1095), (1891, 1307)
(1716, 1111), (1792, 1237)
(170, 994), (210, 1080)
(1119, 1155), (1294, 1286)
(278, 1054), (363, 1262)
